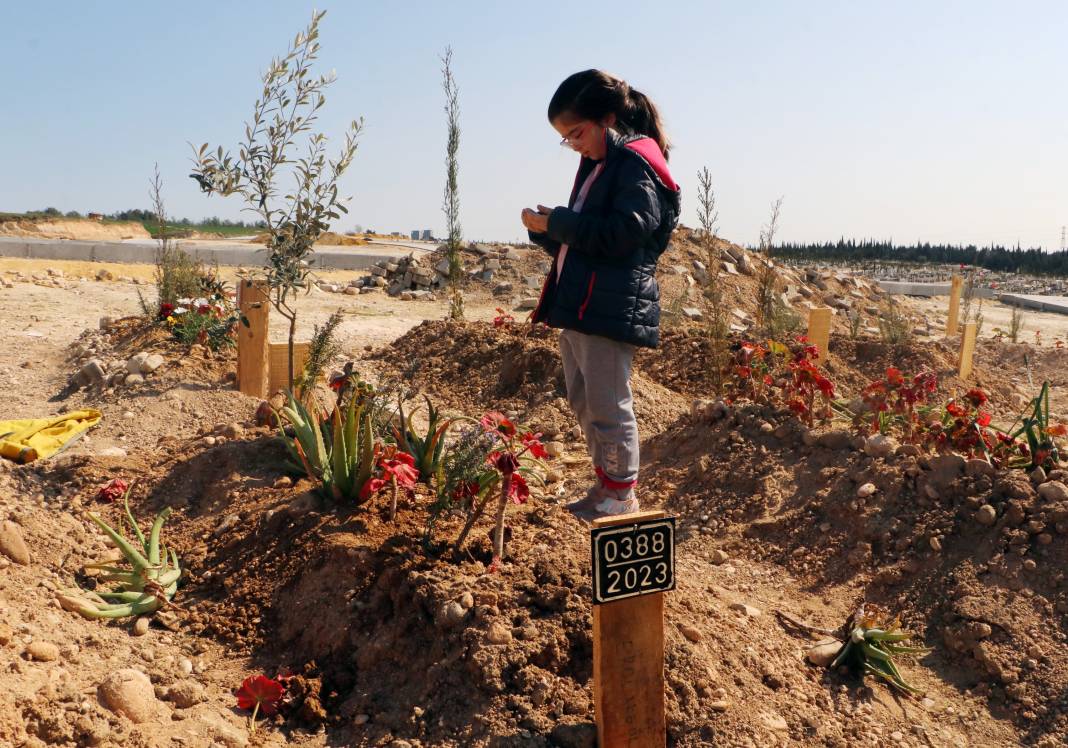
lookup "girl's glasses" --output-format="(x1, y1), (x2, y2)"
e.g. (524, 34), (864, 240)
(559, 124), (586, 149)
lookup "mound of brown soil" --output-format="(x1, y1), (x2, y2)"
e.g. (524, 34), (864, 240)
(0, 216), (150, 241)
(641, 401), (1068, 737)
(365, 320), (688, 439)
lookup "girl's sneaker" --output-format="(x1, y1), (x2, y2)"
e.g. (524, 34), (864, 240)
(565, 483), (602, 515)
(572, 489), (639, 523)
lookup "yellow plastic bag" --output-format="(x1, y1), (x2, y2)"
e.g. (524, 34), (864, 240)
(0, 409), (103, 463)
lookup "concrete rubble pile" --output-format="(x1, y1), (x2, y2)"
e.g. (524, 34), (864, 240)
(316, 243), (549, 305)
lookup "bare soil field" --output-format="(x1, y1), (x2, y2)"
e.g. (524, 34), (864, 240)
(1, 234), (1066, 747)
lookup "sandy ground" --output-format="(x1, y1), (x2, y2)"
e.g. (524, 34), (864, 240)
(911, 295), (1068, 342)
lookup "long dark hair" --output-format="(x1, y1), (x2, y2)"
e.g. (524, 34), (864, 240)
(547, 69), (671, 159)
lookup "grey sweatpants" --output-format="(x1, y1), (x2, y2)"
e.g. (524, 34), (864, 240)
(559, 329), (639, 484)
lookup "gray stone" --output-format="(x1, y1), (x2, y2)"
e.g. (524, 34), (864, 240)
(483, 258), (501, 271)
(678, 623), (702, 643)
(344, 286), (359, 295)
(126, 352), (149, 375)
(681, 307), (703, 320)
(966, 459), (996, 477)
(856, 483), (877, 498)
(928, 454), (966, 487)
(524, 274), (543, 288)
(140, 354), (165, 374)
(434, 259), (452, 275)
(82, 360), (106, 384)
(863, 434), (897, 459)
(437, 601), (466, 629)
(99, 316), (113, 330)
(1038, 481), (1068, 503)
(125, 373), (144, 386)
(492, 283), (513, 295)
(817, 430), (853, 450)
(515, 297), (538, 311)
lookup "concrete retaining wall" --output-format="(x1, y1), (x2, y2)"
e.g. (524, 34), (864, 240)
(0, 237), (413, 271)
(998, 293), (1068, 315)
(877, 280), (996, 299)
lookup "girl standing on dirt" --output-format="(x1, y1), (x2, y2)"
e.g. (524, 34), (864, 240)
(521, 69), (681, 522)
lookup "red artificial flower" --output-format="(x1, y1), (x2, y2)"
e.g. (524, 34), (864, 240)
(885, 367), (904, 386)
(95, 478), (129, 503)
(965, 388), (988, 408)
(359, 477), (387, 502)
(788, 399), (809, 416)
(451, 480), (481, 503)
(328, 373), (348, 392)
(815, 375), (835, 399)
(157, 302), (175, 320)
(1047, 423), (1068, 437)
(946, 401), (967, 418)
(507, 473), (530, 504)
(379, 450), (418, 487)
(480, 411), (517, 438)
(521, 432), (549, 460)
(763, 374), (774, 387)
(235, 674), (284, 717)
(735, 366), (752, 379)
(976, 412), (992, 427)
(490, 450), (520, 475)
(493, 308), (515, 327)
(197, 304), (213, 315)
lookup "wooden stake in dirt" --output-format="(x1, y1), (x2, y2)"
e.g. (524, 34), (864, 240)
(807, 306), (832, 360)
(958, 321), (977, 379)
(236, 279), (270, 398)
(946, 275), (963, 337)
(591, 510), (675, 747)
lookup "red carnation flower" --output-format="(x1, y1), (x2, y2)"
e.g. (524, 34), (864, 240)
(480, 411), (516, 438)
(235, 674), (284, 717)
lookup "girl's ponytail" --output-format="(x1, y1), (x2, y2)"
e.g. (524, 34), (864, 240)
(548, 70), (671, 160)
(620, 86), (670, 160)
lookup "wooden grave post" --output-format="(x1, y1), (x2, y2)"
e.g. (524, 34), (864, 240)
(592, 510), (675, 748)
(236, 279), (270, 398)
(807, 306), (833, 361)
(946, 275), (963, 337)
(958, 321), (977, 379)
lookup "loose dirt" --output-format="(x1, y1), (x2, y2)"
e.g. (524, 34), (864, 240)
(1, 240), (1066, 747)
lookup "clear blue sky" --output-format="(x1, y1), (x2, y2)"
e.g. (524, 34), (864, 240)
(1, 1), (1065, 249)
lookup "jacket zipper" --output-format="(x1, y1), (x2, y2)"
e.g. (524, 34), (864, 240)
(577, 272), (596, 320)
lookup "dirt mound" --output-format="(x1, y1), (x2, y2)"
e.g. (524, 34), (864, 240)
(641, 401), (1068, 738)
(364, 320), (687, 443)
(0, 216), (150, 241)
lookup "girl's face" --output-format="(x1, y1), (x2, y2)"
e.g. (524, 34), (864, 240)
(552, 112), (614, 160)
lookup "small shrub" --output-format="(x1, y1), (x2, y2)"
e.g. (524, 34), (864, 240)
(877, 296), (912, 348)
(1009, 306), (1024, 343)
(296, 310), (343, 399)
(828, 604), (931, 696)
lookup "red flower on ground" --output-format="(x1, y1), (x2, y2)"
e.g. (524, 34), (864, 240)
(480, 411), (516, 438)
(1048, 423), (1068, 437)
(358, 477), (387, 502)
(507, 473), (530, 504)
(490, 450), (520, 475)
(976, 412), (992, 427)
(95, 478), (129, 503)
(157, 302), (175, 320)
(235, 674), (284, 717)
(521, 432), (549, 460)
(815, 374), (835, 399)
(946, 401), (967, 418)
(885, 367), (904, 386)
(965, 388), (988, 408)
(379, 449), (418, 487)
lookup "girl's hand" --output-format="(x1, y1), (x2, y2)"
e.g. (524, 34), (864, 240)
(521, 206), (551, 233)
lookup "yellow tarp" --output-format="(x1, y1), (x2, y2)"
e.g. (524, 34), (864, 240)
(0, 409), (102, 463)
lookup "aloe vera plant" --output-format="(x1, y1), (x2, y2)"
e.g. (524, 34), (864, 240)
(59, 490), (181, 619)
(829, 605), (931, 695)
(277, 385), (377, 503)
(393, 395), (459, 483)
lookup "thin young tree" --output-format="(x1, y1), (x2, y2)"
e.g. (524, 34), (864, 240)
(755, 197), (784, 334)
(189, 10), (362, 389)
(696, 166), (728, 394)
(441, 46), (464, 320)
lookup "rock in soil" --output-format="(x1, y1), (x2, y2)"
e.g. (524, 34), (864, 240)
(98, 668), (160, 723)
(25, 640), (60, 662)
(0, 520), (31, 564)
(807, 640), (842, 667)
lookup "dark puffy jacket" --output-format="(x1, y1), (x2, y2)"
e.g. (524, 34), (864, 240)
(528, 129), (681, 348)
